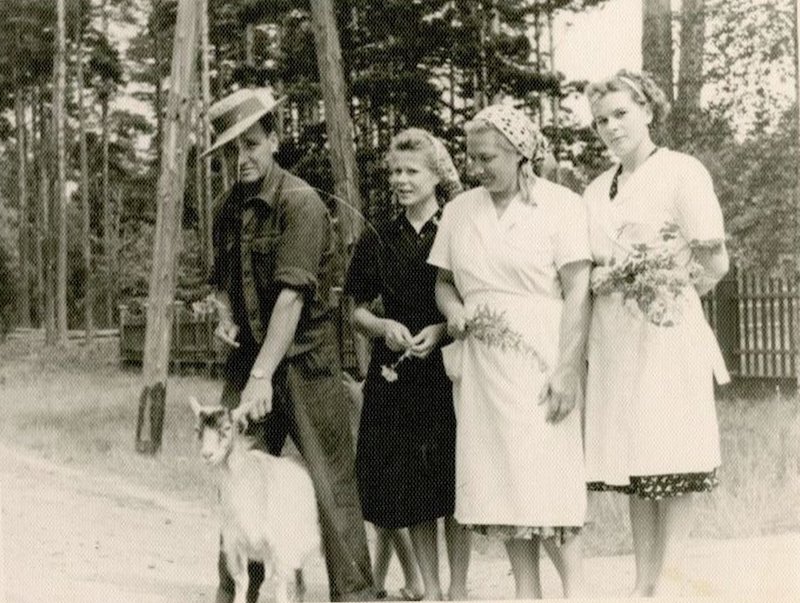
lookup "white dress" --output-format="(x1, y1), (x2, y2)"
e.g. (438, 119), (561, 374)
(583, 149), (729, 486)
(428, 181), (590, 528)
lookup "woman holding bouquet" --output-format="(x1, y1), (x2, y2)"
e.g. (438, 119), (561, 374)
(583, 70), (730, 596)
(429, 105), (592, 599)
(344, 128), (471, 601)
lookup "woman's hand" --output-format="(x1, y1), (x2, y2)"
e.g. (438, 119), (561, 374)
(445, 306), (469, 340)
(538, 365), (583, 424)
(383, 319), (414, 352)
(410, 323), (447, 359)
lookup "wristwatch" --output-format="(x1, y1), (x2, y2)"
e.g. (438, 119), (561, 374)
(250, 368), (269, 379)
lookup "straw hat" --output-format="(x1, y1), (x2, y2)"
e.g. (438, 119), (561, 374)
(202, 88), (286, 157)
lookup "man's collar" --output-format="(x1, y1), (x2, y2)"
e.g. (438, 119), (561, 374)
(243, 164), (286, 208)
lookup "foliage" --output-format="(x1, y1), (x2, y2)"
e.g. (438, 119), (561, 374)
(696, 110), (799, 272)
(704, 0), (796, 140)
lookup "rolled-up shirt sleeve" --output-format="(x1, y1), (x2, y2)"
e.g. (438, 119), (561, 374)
(273, 189), (330, 294)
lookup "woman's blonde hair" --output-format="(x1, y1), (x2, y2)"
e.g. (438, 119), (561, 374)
(586, 69), (671, 128)
(386, 128), (463, 203)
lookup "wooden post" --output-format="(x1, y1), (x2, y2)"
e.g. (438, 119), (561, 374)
(200, 0), (214, 270)
(135, 0), (200, 455)
(309, 0), (362, 249)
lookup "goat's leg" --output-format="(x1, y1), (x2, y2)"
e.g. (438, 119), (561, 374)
(226, 550), (250, 603)
(273, 571), (290, 603)
(294, 569), (306, 602)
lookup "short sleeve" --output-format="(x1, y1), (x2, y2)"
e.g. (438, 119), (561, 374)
(674, 157), (725, 244)
(552, 195), (592, 270)
(344, 228), (381, 305)
(427, 201), (455, 270)
(274, 191), (330, 293)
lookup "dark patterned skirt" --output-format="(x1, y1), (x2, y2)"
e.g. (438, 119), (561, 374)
(588, 468), (719, 500)
(467, 524), (582, 546)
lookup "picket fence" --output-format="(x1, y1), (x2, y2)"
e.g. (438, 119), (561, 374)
(114, 270), (800, 383)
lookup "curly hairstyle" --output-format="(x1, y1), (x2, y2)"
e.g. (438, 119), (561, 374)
(386, 128), (463, 204)
(586, 69), (671, 128)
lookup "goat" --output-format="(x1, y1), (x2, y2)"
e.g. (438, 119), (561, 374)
(189, 397), (321, 603)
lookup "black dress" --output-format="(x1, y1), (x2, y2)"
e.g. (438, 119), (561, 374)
(344, 212), (456, 529)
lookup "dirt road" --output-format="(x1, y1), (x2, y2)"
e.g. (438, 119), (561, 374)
(1, 442), (799, 602)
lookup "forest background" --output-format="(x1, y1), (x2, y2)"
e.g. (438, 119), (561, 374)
(0, 0), (797, 341)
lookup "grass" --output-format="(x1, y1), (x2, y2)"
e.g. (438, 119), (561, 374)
(1, 339), (799, 558)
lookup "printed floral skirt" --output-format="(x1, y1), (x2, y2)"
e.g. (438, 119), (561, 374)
(588, 468), (719, 500)
(467, 524), (582, 546)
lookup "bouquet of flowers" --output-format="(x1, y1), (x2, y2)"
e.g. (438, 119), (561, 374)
(465, 305), (549, 372)
(381, 305), (548, 382)
(591, 223), (702, 327)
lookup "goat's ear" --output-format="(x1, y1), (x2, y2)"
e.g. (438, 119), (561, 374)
(188, 396), (204, 418)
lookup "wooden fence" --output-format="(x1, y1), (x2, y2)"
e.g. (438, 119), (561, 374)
(116, 272), (800, 383)
(702, 269), (799, 380)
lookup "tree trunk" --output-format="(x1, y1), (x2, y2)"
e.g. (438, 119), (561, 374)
(101, 98), (114, 327)
(245, 23), (255, 66)
(40, 86), (56, 344)
(534, 3), (544, 129)
(794, 0), (800, 388)
(642, 0), (674, 103)
(310, 0), (363, 251)
(547, 1), (560, 183)
(55, 0), (68, 344)
(674, 0), (705, 147)
(136, 0), (201, 455)
(76, 7), (94, 342)
(14, 90), (31, 328)
(32, 86), (45, 328)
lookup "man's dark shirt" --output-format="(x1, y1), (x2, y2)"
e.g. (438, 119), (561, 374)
(210, 165), (337, 357)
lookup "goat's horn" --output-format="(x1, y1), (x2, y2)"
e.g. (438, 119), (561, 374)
(188, 396), (203, 416)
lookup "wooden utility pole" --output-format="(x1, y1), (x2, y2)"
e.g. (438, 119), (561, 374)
(135, 0), (200, 455)
(200, 0), (214, 270)
(310, 0), (362, 249)
(55, 0), (68, 345)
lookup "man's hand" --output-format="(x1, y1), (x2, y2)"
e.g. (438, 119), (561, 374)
(383, 319), (413, 352)
(410, 323), (447, 359)
(232, 375), (273, 428)
(538, 365), (582, 424)
(214, 316), (240, 348)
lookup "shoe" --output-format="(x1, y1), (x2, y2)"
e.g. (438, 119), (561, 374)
(399, 587), (423, 601)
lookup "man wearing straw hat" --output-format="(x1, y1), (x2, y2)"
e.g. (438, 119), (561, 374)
(204, 87), (375, 602)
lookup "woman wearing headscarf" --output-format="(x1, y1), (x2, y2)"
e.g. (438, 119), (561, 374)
(428, 105), (592, 599)
(345, 128), (472, 601)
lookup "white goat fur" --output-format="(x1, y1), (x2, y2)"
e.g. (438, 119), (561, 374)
(189, 397), (321, 603)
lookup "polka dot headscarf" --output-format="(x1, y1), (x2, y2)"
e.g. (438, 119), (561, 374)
(469, 104), (545, 162)
(467, 104), (546, 206)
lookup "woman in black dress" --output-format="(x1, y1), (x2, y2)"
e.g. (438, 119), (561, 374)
(345, 128), (472, 601)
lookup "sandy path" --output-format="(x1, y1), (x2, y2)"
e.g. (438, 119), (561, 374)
(1, 442), (799, 602)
